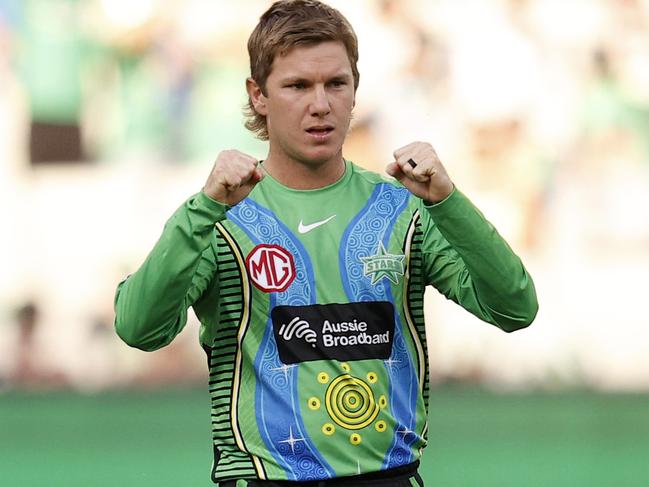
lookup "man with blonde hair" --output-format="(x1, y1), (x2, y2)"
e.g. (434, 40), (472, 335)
(115, 1), (538, 485)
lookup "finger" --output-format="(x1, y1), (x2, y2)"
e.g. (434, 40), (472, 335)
(422, 164), (438, 179)
(387, 162), (420, 195)
(244, 157), (260, 169)
(403, 145), (439, 181)
(410, 163), (437, 183)
(393, 142), (420, 161)
(239, 165), (264, 186)
(393, 146), (406, 161)
(228, 149), (254, 161)
(235, 165), (253, 183)
(236, 169), (264, 200)
(222, 172), (244, 191)
(233, 159), (260, 182)
(251, 167), (264, 184)
(395, 154), (417, 179)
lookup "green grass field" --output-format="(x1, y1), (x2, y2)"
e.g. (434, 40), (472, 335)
(1, 386), (648, 486)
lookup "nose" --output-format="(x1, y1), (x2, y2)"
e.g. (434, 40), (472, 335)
(309, 85), (331, 117)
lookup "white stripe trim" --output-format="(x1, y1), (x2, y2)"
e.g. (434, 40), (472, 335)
(215, 222), (266, 480)
(402, 211), (426, 393)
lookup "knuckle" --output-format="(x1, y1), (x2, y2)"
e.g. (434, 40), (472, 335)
(216, 150), (234, 165)
(394, 145), (407, 156)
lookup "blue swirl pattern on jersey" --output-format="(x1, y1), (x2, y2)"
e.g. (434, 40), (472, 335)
(338, 184), (422, 469)
(228, 199), (333, 480)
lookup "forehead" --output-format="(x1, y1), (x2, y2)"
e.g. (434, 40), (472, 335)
(269, 41), (352, 79)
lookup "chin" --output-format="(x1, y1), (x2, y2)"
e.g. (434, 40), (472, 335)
(301, 145), (343, 165)
(307, 151), (336, 163)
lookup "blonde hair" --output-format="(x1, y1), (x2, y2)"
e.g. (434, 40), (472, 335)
(244, 0), (360, 140)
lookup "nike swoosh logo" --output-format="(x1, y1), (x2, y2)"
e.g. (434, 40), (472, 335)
(298, 215), (337, 234)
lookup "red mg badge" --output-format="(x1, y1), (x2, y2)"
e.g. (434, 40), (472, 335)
(246, 244), (296, 292)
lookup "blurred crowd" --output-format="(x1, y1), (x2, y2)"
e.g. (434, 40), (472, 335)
(1, 0), (649, 393)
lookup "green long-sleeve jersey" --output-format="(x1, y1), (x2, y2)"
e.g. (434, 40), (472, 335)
(114, 160), (538, 483)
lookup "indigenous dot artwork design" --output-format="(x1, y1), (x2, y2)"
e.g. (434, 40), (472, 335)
(309, 363), (388, 446)
(228, 199), (332, 480)
(338, 183), (420, 469)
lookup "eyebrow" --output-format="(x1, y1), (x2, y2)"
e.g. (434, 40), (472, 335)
(281, 73), (353, 84)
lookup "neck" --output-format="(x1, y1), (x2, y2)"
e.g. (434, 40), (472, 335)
(262, 150), (346, 190)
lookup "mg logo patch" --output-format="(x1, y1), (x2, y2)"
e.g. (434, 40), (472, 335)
(246, 244), (296, 293)
(360, 242), (405, 285)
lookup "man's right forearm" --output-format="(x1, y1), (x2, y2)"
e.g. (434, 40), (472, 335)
(114, 192), (228, 351)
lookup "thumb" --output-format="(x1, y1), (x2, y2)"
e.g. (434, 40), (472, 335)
(386, 161), (423, 196)
(386, 162), (405, 181)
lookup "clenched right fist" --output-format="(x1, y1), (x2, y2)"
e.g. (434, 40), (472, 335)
(202, 150), (264, 206)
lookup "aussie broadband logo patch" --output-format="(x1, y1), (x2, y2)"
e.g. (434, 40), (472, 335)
(360, 241), (405, 285)
(246, 244), (296, 293)
(278, 317), (317, 348)
(271, 302), (395, 364)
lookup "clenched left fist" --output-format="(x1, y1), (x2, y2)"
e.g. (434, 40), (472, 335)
(385, 141), (454, 204)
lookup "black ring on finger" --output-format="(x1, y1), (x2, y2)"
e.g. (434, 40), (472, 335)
(407, 158), (417, 168)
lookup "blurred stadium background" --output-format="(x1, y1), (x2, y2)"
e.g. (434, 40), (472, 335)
(1, 0), (649, 485)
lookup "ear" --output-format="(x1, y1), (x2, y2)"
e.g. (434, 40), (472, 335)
(246, 78), (268, 116)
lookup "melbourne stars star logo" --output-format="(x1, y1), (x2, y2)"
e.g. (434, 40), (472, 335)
(360, 241), (405, 285)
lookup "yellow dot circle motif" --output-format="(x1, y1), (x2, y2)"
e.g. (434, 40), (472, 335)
(322, 423), (335, 436)
(317, 372), (329, 384)
(379, 395), (387, 409)
(325, 374), (379, 430)
(366, 372), (378, 384)
(375, 420), (387, 432)
(343, 391), (362, 411)
(341, 362), (351, 372)
(349, 433), (362, 445)
(308, 397), (321, 410)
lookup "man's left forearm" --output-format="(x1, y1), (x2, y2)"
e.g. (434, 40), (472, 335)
(425, 189), (539, 332)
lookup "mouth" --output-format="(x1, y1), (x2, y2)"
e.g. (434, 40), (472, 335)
(305, 126), (335, 141)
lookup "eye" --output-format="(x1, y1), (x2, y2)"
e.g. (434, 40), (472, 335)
(287, 82), (306, 90)
(329, 80), (347, 88)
